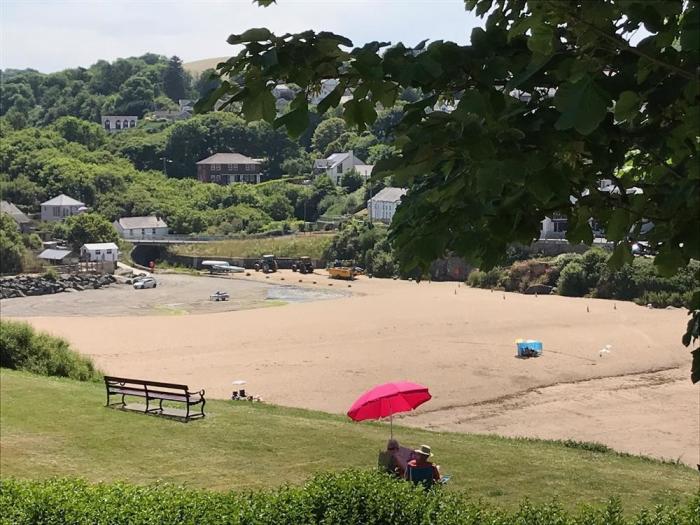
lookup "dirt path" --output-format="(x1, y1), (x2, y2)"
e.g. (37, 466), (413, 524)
(5, 272), (698, 466)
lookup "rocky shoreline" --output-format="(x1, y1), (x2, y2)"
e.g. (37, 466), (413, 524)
(0, 274), (117, 300)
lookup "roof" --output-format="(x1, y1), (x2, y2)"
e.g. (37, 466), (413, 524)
(370, 187), (408, 203)
(116, 216), (168, 229)
(196, 153), (261, 165)
(38, 249), (73, 260)
(41, 194), (85, 206)
(0, 201), (30, 223)
(82, 242), (119, 251)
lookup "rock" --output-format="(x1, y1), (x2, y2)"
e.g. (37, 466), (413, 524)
(525, 284), (553, 295)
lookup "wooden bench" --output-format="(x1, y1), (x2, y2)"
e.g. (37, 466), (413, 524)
(104, 376), (206, 421)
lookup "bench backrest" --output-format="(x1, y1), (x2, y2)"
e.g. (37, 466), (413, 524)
(104, 376), (190, 391)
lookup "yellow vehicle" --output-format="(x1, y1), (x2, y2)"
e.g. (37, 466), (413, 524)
(327, 266), (362, 280)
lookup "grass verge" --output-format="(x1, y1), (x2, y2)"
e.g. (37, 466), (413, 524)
(1, 369), (697, 511)
(169, 234), (334, 259)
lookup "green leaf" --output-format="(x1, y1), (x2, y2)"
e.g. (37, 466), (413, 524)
(343, 99), (377, 130)
(273, 94), (308, 137)
(316, 83), (344, 114)
(242, 88), (276, 123)
(691, 348), (700, 384)
(528, 24), (555, 55)
(680, 6), (699, 55)
(554, 76), (610, 135)
(606, 208), (631, 241)
(614, 91), (640, 122)
(227, 28), (273, 44)
(608, 243), (633, 270)
(454, 90), (487, 118)
(654, 248), (688, 277)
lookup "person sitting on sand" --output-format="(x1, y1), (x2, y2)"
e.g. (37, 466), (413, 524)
(382, 439), (405, 478)
(405, 444), (441, 482)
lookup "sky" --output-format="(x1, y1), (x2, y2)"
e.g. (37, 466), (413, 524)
(1, 0), (482, 73)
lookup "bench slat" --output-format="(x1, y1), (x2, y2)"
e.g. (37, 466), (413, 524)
(104, 376), (190, 390)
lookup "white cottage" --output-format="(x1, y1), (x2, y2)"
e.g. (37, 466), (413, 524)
(114, 216), (169, 239)
(80, 242), (119, 262)
(368, 187), (407, 223)
(313, 151), (374, 185)
(40, 194), (86, 222)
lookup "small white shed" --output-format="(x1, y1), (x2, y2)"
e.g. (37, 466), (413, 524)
(80, 242), (119, 262)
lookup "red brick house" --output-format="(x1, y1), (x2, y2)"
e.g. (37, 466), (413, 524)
(196, 153), (263, 184)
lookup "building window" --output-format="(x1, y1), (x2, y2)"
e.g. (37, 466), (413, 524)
(104, 120), (111, 130)
(228, 164), (234, 170)
(53, 208), (60, 217)
(246, 164), (255, 171)
(141, 229), (145, 235)
(152, 228), (156, 234)
(96, 250), (101, 254)
(129, 120), (136, 127)
(115, 120), (121, 130)
(106, 249), (112, 254)
(336, 165), (342, 174)
(553, 220), (568, 233)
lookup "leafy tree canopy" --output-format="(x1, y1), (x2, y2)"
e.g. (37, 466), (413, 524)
(198, 0), (700, 379)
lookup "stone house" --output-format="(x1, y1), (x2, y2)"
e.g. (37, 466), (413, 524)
(113, 216), (169, 239)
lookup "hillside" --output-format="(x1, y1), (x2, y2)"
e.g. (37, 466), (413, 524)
(184, 56), (228, 75)
(1, 369), (697, 511)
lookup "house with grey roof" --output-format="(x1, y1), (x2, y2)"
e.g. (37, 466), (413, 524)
(196, 153), (264, 184)
(40, 194), (86, 222)
(38, 248), (77, 265)
(101, 115), (138, 132)
(1, 200), (32, 232)
(368, 187), (408, 223)
(313, 150), (374, 185)
(113, 216), (169, 239)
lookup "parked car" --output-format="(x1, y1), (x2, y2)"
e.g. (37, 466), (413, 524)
(133, 277), (157, 289)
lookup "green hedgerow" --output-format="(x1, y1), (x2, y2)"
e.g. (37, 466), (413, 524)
(0, 320), (101, 382)
(0, 473), (698, 525)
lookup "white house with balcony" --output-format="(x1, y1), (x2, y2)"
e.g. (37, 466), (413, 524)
(40, 194), (86, 222)
(313, 151), (374, 185)
(113, 216), (169, 239)
(368, 187), (407, 223)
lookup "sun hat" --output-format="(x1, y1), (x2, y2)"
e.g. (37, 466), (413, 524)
(414, 444), (433, 457)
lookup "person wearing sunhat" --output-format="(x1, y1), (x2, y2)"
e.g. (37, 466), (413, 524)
(405, 444), (441, 482)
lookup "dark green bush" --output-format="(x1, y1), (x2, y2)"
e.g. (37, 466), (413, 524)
(0, 473), (697, 525)
(0, 320), (101, 382)
(557, 262), (589, 296)
(467, 268), (506, 289)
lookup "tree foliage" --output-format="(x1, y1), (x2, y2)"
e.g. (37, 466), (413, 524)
(0, 213), (25, 274)
(162, 56), (189, 102)
(198, 0), (700, 380)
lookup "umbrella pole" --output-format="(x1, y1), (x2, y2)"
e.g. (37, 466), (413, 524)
(390, 413), (393, 439)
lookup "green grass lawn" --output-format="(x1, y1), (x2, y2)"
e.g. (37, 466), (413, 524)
(0, 369), (696, 510)
(170, 234), (334, 259)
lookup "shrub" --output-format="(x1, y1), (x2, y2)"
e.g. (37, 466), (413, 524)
(467, 268), (506, 289)
(557, 262), (589, 297)
(0, 320), (101, 381)
(42, 268), (59, 281)
(0, 473), (697, 525)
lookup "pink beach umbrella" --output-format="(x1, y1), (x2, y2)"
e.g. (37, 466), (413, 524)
(347, 381), (431, 438)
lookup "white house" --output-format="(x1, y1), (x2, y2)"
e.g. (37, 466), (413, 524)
(40, 194), (86, 222)
(80, 243), (119, 262)
(114, 216), (169, 239)
(101, 115), (138, 132)
(313, 151), (374, 185)
(368, 187), (408, 223)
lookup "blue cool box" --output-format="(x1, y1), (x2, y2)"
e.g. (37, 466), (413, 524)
(516, 340), (543, 356)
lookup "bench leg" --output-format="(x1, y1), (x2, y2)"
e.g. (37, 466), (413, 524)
(185, 402), (190, 422)
(200, 397), (206, 418)
(159, 399), (164, 413)
(121, 393), (126, 407)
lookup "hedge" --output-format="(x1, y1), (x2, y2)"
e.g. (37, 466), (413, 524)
(1, 472), (698, 525)
(0, 320), (101, 382)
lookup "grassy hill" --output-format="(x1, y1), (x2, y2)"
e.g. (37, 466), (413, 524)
(1, 369), (696, 511)
(184, 57), (228, 75)
(169, 233), (334, 259)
